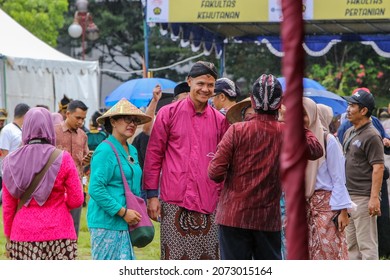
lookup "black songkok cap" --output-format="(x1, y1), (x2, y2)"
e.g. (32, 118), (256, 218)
(174, 82), (191, 97)
(188, 61), (218, 80)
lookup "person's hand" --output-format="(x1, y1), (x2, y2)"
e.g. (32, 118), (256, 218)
(82, 151), (93, 165)
(152, 85), (162, 102)
(124, 209), (142, 226)
(337, 210), (350, 232)
(5, 237), (11, 259)
(368, 196), (381, 217)
(383, 138), (390, 147)
(147, 197), (161, 222)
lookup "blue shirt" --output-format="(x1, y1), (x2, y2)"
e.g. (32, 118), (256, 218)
(338, 116), (390, 143)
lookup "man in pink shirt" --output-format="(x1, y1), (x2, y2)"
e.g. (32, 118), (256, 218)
(143, 61), (229, 260)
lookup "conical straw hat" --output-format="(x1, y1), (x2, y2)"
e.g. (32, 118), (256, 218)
(0, 108), (8, 120)
(97, 98), (152, 125)
(225, 97), (252, 124)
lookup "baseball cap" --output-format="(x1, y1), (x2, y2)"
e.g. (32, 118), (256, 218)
(344, 89), (375, 112)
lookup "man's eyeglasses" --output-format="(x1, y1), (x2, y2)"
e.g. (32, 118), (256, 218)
(120, 116), (141, 125)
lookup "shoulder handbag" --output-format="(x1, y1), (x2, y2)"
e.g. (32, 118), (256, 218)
(104, 140), (155, 248)
(16, 148), (62, 212)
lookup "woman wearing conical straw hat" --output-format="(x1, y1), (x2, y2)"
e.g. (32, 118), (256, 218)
(87, 98), (152, 260)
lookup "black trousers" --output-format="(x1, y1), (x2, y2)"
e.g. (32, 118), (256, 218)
(378, 166), (390, 258)
(219, 225), (281, 260)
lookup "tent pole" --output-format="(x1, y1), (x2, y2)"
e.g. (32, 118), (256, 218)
(1, 56), (7, 109)
(99, 54), (104, 107)
(143, 15), (149, 77)
(219, 43), (225, 77)
(52, 74), (56, 113)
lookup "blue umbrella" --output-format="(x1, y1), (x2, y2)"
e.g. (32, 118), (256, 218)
(105, 78), (177, 108)
(303, 88), (347, 116)
(277, 77), (326, 91)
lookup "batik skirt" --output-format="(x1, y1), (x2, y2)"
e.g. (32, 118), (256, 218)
(89, 228), (135, 260)
(160, 201), (220, 260)
(307, 190), (348, 260)
(7, 239), (77, 260)
(280, 192), (287, 260)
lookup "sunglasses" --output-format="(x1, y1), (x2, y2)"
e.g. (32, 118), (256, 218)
(119, 116), (141, 125)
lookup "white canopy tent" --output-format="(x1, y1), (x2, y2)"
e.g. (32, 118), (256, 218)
(0, 8), (99, 123)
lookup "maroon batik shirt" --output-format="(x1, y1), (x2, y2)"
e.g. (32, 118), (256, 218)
(208, 114), (323, 231)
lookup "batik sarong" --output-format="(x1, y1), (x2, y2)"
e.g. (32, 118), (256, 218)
(7, 239), (77, 260)
(307, 190), (348, 260)
(89, 228), (135, 260)
(160, 201), (220, 260)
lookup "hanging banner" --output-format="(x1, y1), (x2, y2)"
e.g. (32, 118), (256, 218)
(315, 0), (389, 19)
(146, 0), (390, 23)
(146, 0), (268, 23)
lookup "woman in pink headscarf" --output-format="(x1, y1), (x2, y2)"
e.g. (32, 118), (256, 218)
(2, 107), (83, 260)
(51, 112), (64, 125)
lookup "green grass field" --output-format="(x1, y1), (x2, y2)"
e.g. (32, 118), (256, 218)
(0, 207), (161, 260)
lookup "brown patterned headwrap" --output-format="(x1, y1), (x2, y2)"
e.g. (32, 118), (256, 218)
(188, 61), (218, 80)
(251, 74), (282, 111)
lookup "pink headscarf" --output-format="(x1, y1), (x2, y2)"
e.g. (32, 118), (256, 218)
(51, 112), (64, 125)
(2, 107), (63, 206)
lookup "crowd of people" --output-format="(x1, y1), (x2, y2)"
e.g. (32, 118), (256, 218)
(1, 60), (390, 260)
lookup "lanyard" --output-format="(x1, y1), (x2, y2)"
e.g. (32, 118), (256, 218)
(13, 122), (22, 131)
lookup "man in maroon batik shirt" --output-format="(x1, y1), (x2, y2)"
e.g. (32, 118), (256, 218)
(208, 74), (323, 260)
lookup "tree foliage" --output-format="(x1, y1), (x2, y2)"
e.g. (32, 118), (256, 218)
(0, 0), (68, 47)
(306, 42), (390, 100)
(60, 0), (212, 83)
(224, 42), (282, 95)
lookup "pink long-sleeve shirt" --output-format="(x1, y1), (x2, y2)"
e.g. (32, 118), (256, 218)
(143, 97), (229, 214)
(2, 152), (83, 241)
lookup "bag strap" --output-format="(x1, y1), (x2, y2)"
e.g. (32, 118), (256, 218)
(103, 140), (135, 202)
(16, 148), (62, 212)
(323, 132), (329, 158)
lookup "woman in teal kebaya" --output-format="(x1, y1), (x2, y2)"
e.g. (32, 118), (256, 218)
(87, 98), (152, 260)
